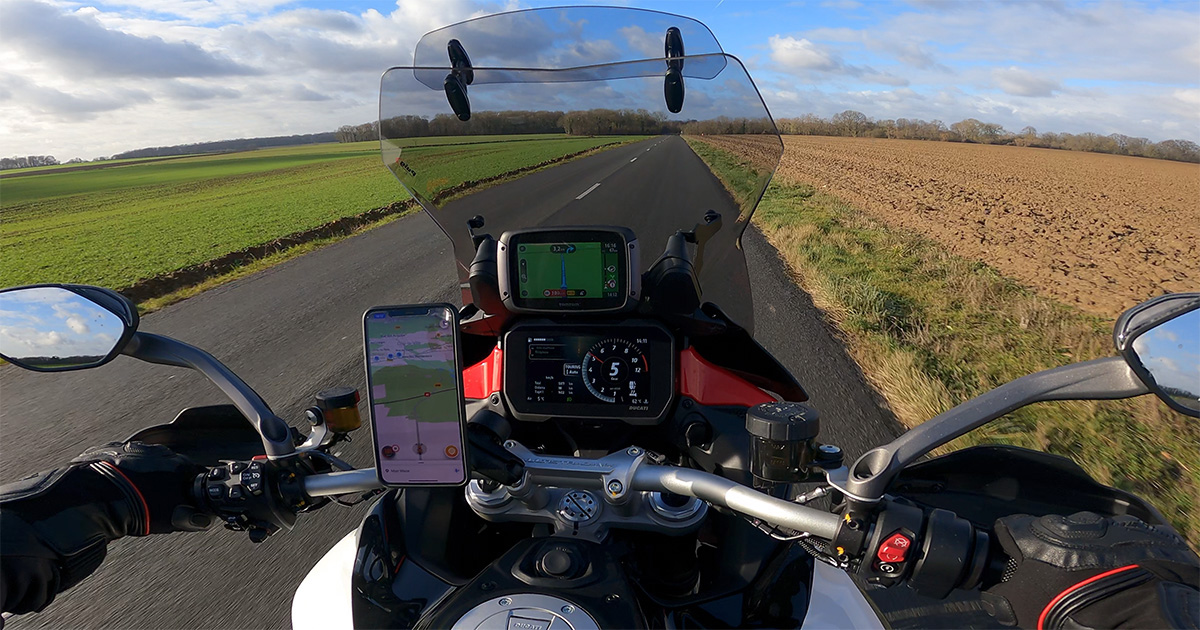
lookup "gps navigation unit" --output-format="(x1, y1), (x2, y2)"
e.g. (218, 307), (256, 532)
(498, 227), (640, 313)
(363, 304), (467, 487)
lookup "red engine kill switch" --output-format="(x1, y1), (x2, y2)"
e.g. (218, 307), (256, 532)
(877, 532), (912, 564)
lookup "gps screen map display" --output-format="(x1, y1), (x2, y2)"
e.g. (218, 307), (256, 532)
(516, 240), (623, 301)
(364, 305), (466, 486)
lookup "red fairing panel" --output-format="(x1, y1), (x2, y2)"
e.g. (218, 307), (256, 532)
(463, 346), (776, 407)
(463, 346), (503, 400)
(678, 348), (776, 407)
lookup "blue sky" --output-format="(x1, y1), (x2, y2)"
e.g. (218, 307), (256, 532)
(1133, 309), (1200, 405)
(1, 0), (1197, 159)
(0, 287), (124, 358)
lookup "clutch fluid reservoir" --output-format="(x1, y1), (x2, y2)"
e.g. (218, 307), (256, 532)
(745, 402), (820, 489)
(316, 386), (362, 433)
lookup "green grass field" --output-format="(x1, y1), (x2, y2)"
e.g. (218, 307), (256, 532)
(0, 135), (633, 291)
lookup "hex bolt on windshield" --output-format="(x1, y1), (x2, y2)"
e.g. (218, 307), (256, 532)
(627, 447), (641, 456)
(561, 605), (575, 614)
(499, 598), (512, 607)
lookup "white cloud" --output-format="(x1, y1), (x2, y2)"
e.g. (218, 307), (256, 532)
(0, 0), (256, 78)
(618, 25), (661, 59)
(0, 73), (152, 118)
(820, 0), (862, 9)
(992, 67), (1061, 98)
(0, 1), (1196, 158)
(769, 35), (843, 72)
(768, 35), (908, 86)
(160, 80), (240, 101)
(760, 0), (1199, 142)
(65, 316), (90, 335)
(0, 0), (503, 158)
(80, 0), (296, 25)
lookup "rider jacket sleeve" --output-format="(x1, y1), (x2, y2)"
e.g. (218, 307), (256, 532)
(983, 512), (1200, 630)
(2, 442), (208, 615)
(0, 464), (141, 614)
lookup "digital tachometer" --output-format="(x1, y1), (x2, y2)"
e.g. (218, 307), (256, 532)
(498, 227), (640, 314)
(503, 322), (674, 424)
(582, 338), (651, 404)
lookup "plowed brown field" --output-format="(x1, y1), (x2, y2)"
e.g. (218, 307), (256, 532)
(746, 136), (1199, 318)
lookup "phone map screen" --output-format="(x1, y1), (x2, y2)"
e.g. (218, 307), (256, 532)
(366, 309), (464, 485)
(517, 241), (621, 300)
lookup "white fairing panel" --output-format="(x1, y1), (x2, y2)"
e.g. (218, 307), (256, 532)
(802, 561), (887, 629)
(293, 530), (359, 630)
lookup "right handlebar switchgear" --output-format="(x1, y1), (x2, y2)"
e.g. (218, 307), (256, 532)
(845, 498), (992, 599)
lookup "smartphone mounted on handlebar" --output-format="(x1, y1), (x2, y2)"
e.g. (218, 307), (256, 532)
(363, 304), (468, 487)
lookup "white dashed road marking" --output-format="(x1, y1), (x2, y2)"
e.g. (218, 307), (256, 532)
(575, 183), (601, 200)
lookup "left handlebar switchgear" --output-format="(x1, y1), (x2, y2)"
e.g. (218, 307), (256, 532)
(195, 458), (316, 542)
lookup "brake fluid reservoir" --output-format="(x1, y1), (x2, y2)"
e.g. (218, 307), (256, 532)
(745, 402), (820, 487)
(316, 386), (362, 433)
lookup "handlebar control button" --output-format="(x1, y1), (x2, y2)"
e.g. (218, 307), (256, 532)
(877, 532), (912, 564)
(228, 486), (244, 500)
(208, 468), (228, 481)
(231, 462), (247, 474)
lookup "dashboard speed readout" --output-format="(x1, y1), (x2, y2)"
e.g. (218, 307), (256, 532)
(582, 338), (650, 403)
(505, 324), (673, 422)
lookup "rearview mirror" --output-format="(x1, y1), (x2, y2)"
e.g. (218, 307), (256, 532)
(1115, 293), (1200, 417)
(0, 284), (138, 372)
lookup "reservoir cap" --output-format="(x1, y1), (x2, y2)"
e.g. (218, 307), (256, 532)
(745, 402), (820, 442)
(316, 386), (359, 410)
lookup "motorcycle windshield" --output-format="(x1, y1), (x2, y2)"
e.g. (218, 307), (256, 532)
(411, 7), (726, 68)
(379, 55), (781, 330)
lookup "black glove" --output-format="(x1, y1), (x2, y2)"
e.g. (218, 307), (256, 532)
(69, 441), (210, 535)
(1, 441), (210, 614)
(982, 511), (1200, 630)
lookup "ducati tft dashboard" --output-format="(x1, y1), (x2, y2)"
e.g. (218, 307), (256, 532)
(497, 227), (640, 314)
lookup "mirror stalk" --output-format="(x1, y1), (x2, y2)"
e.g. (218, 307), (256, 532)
(122, 332), (296, 458)
(839, 356), (1147, 502)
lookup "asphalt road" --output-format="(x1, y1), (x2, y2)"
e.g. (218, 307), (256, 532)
(1, 137), (902, 629)
(436, 136), (759, 327)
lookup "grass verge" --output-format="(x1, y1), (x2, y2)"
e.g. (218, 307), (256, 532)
(755, 182), (1199, 542)
(685, 137), (1199, 542)
(136, 211), (413, 314)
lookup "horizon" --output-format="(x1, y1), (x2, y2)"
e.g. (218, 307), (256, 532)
(1, 0), (1197, 160)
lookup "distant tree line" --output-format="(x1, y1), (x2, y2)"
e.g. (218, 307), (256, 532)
(558, 110), (680, 135)
(336, 122), (380, 142)
(777, 111), (1200, 163)
(112, 132), (338, 160)
(681, 117), (777, 135)
(375, 109), (687, 140)
(1, 155), (60, 170)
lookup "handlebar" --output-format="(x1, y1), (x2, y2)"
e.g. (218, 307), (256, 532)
(203, 440), (991, 600)
(297, 441), (841, 540)
(302, 468), (378, 496)
(631, 466), (841, 539)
